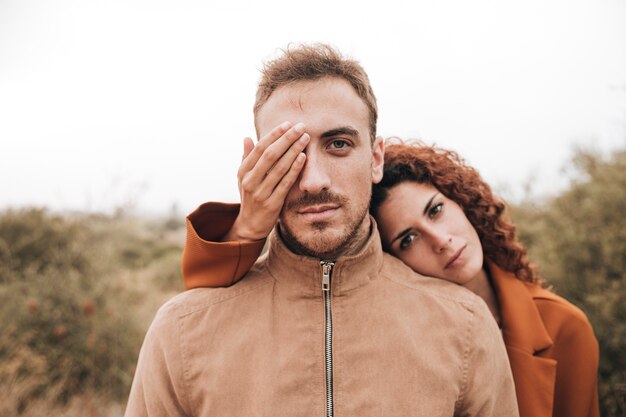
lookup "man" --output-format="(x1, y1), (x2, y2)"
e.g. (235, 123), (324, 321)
(126, 44), (519, 417)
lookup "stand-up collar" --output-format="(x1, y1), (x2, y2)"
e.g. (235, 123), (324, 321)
(487, 263), (558, 417)
(488, 263), (553, 354)
(265, 216), (385, 297)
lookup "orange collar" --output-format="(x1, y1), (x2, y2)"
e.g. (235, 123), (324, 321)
(488, 263), (553, 354)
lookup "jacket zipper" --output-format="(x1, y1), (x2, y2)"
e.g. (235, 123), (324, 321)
(321, 261), (335, 417)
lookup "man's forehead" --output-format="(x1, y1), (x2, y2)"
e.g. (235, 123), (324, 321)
(267, 78), (355, 105)
(256, 77), (369, 132)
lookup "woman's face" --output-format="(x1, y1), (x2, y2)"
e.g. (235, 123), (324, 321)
(376, 181), (484, 285)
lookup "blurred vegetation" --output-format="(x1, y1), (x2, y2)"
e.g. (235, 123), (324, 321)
(0, 209), (184, 416)
(0, 146), (624, 416)
(511, 146), (626, 416)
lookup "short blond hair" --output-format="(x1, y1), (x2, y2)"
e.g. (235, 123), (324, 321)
(254, 43), (378, 143)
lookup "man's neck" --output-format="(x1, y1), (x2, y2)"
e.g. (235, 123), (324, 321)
(334, 215), (373, 259)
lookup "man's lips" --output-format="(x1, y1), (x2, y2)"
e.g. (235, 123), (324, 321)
(444, 245), (467, 269)
(297, 205), (340, 222)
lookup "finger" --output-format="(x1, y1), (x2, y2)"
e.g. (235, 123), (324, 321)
(240, 122), (291, 173)
(241, 137), (254, 161)
(248, 122), (306, 182)
(270, 152), (306, 202)
(254, 133), (309, 199)
(240, 122), (306, 190)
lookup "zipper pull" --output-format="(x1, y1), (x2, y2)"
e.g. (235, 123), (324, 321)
(320, 261), (334, 292)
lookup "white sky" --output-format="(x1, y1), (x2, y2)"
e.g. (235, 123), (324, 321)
(1, 0), (625, 215)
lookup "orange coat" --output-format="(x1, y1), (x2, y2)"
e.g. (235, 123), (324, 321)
(487, 263), (600, 417)
(181, 202), (600, 417)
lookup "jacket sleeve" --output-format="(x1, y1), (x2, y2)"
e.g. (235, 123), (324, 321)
(457, 300), (520, 417)
(539, 299), (600, 417)
(124, 304), (190, 417)
(182, 202), (266, 289)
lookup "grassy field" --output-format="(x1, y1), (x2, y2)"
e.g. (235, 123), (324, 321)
(0, 208), (184, 416)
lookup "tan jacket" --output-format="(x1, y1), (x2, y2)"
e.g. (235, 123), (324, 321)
(178, 203), (599, 417)
(126, 203), (519, 417)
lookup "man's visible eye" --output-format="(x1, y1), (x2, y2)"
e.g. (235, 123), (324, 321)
(428, 203), (443, 219)
(399, 233), (418, 250)
(328, 139), (350, 150)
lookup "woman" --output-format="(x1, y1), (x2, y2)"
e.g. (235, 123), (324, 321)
(181, 141), (600, 417)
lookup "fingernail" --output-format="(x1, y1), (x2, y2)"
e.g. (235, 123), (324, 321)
(294, 123), (305, 133)
(299, 133), (309, 143)
(281, 121), (291, 130)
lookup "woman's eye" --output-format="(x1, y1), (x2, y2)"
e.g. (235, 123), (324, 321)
(399, 233), (417, 250)
(428, 203), (443, 218)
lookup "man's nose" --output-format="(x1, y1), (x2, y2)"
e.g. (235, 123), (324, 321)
(297, 149), (331, 194)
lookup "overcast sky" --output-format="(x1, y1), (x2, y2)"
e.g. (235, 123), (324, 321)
(1, 0), (625, 215)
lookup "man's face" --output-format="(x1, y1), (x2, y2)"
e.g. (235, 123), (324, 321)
(256, 77), (384, 258)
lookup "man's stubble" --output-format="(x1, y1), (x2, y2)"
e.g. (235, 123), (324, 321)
(278, 190), (372, 260)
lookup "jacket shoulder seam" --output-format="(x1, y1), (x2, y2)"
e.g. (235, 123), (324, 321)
(173, 274), (274, 318)
(382, 274), (479, 311)
(456, 302), (475, 413)
(178, 308), (193, 414)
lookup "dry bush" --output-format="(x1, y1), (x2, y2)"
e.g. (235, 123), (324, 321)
(0, 208), (184, 415)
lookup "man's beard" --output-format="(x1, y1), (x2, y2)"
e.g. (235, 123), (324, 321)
(278, 190), (370, 259)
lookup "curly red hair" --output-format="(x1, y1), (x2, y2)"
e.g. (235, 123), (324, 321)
(371, 141), (542, 285)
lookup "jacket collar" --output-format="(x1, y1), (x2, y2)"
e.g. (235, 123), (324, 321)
(488, 263), (553, 353)
(487, 263), (557, 417)
(265, 216), (384, 297)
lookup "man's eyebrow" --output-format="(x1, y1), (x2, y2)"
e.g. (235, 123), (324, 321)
(320, 126), (360, 139)
(422, 193), (439, 216)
